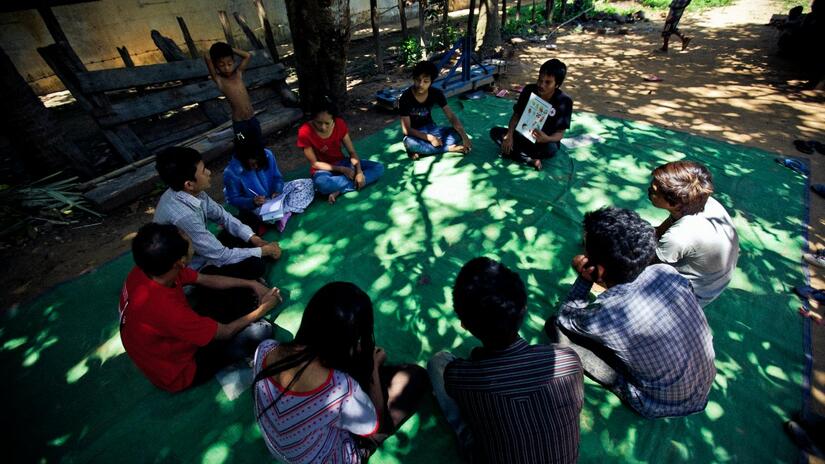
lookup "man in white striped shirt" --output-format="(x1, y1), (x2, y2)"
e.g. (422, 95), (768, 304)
(154, 146), (281, 321)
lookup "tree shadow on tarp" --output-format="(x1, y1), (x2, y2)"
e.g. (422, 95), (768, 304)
(1, 97), (808, 463)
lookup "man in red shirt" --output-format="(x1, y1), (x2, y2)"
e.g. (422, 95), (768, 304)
(119, 222), (282, 392)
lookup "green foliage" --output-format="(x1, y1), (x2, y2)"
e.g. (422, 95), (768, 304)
(400, 37), (423, 67)
(429, 23), (461, 53)
(639, 0), (735, 9)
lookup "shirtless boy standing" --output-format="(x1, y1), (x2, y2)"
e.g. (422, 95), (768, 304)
(205, 42), (260, 144)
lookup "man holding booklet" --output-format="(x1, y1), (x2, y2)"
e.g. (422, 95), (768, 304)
(490, 59), (573, 170)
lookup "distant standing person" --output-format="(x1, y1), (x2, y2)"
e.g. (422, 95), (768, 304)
(660, 0), (693, 52)
(205, 42), (260, 143)
(489, 59), (573, 170)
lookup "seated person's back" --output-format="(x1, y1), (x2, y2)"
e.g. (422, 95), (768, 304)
(649, 161), (739, 306)
(554, 207), (715, 419)
(429, 257), (583, 464)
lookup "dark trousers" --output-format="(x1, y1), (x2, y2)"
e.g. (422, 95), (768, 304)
(490, 126), (560, 165)
(192, 230), (266, 324)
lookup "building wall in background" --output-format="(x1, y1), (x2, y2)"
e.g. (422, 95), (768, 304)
(0, 0), (422, 95)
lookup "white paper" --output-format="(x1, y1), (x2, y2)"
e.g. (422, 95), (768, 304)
(516, 93), (552, 143)
(258, 193), (286, 221)
(215, 364), (253, 401)
(561, 134), (605, 149)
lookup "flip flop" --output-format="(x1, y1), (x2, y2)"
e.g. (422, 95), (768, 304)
(794, 139), (815, 154)
(813, 184), (825, 199)
(643, 74), (663, 82)
(794, 285), (825, 303)
(775, 157), (810, 175)
(813, 141), (825, 155)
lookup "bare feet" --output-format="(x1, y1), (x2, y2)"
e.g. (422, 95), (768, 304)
(531, 159), (542, 171)
(408, 152), (420, 161)
(328, 191), (341, 204)
(447, 145), (470, 154)
(681, 37), (692, 50)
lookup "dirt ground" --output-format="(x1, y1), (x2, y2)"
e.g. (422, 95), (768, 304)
(2, 0), (825, 423)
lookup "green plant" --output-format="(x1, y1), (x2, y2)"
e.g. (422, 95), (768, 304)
(400, 37), (423, 66)
(639, 0), (735, 9)
(429, 24), (461, 53)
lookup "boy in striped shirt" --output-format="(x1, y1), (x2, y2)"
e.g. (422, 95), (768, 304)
(428, 257), (584, 464)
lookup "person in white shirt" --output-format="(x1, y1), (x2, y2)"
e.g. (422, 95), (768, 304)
(647, 160), (739, 306)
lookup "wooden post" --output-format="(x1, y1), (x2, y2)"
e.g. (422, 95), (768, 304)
(370, 0), (384, 73)
(544, 0), (553, 22)
(151, 30), (187, 62)
(1, 44), (95, 177)
(516, 0), (521, 21)
(464, 0), (476, 81)
(531, 0), (536, 22)
(254, 0), (281, 63)
(233, 12), (265, 49)
(418, 0), (427, 58)
(398, 0), (408, 40)
(218, 11), (236, 48)
(116, 46), (135, 67)
(502, 0), (507, 28)
(177, 17), (199, 59)
(37, 7), (69, 44)
(38, 43), (148, 163)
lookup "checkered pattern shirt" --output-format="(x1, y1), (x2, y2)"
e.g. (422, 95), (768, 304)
(153, 188), (260, 270)
(670, 0), (692, 9)
(557, 264), (715, 418)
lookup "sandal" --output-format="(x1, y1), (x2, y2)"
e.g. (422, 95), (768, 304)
(813, 141), (825, 155)
(793, 139), (815, 154)
(812, 184), (825, 199)
(775, 157), (809, 175)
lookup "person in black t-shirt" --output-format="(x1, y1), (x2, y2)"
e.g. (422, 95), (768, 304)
(490, 59), (573, 170)
(399, 61), (472, 160)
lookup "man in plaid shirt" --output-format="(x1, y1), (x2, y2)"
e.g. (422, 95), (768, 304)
(661, 0), (693, 52)
(548, 207), (715, 418)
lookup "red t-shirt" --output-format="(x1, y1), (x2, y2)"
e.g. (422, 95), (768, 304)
(297, 117), (349, 175)
(118, 266), (218, 392)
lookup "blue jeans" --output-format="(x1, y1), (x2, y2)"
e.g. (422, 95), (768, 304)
(427, 351), (474, 456)
(403, 124), (462, 156)
(312, 159), (384, 195)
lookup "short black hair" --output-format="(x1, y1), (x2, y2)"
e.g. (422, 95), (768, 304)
(209, 42), (233, 63)
(583, 207), (656, 285)
(132, 223), (189, 277)
(156, 146), (201, 191)
(234, 132), (269, 171)
(539, 59), (567, 88)
(412, 60), (438, 81)
(309, 96), (339, 119)
(452, 257), (527, 349)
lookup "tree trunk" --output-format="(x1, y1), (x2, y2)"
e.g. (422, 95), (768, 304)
(285, 0), (351, 111)
(531, 0), (536, 22)
(0, 45), (93, 178)
(418, 0), (428, 58)
(544, 0), (553, 22)
(398, 0), (408, 40)
(476, 0), (500, 57)
(516, 0), (521, 21)
(370, 0), (384, 73)
(502, 0), (507, 28)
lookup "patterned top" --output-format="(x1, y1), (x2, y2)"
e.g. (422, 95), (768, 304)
(253, 340), (379, 464)
(153, 188), (260, 270)
(557, 264), (716, 418)
(444, 338), (584, 464)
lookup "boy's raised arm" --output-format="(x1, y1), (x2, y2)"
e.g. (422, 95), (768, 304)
(203, 54), (217, 81)
(234, 48), (252, 72)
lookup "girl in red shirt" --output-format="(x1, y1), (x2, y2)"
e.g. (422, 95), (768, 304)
(297, 100), (384, 204)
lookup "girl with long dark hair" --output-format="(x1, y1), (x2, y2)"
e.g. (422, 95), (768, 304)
(252, 282), (427, 463)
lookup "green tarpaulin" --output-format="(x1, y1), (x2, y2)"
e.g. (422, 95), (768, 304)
(3, 97), (808, 463)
